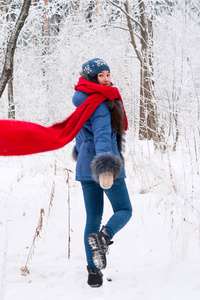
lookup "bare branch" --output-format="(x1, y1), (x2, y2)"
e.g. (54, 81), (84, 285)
(101, 23), (142, 40)
(0, 0), (31, 98)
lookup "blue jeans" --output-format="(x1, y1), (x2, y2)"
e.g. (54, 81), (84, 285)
(81, 178), (132, 270)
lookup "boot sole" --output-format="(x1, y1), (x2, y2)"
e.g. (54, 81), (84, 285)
(87, 234), (106, 270)
(88, 282), (103, 288)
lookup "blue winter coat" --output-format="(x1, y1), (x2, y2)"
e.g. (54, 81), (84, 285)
(72, 90), (126, 182)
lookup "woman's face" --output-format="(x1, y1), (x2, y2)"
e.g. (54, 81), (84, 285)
(97, 70), (111, 86)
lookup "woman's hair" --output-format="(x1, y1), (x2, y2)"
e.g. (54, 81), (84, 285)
(80, 72), (98, 83)
(111, 101), (125, 134)
(91, 75), (99, 84)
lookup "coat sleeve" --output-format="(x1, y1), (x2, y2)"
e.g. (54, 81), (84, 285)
(90, 103), (122, 182)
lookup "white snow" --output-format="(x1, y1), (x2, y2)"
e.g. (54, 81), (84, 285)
(0, 1), (200, 299)
(1, 133), (200, 300)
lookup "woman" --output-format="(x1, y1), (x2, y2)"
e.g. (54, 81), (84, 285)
(72, 58), (132, 288)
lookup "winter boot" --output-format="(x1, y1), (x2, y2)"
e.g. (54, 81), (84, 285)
(87, 226), (113, 270)
(87, 266), (103, 288)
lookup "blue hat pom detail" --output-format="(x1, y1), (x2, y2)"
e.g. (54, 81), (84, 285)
(82, 58), (110, 78)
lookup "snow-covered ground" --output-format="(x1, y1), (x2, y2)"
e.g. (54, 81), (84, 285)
(1, 135), (200, 300)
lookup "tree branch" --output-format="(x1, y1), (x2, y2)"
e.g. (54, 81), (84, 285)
(0, 0), (31, 98)
(107, 0), (145, 32)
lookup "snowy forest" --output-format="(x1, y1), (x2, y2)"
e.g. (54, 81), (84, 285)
(0, 0), (200, 299)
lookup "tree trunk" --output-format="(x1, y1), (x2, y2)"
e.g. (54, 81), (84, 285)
(43, 0), (49, 55)
(8, 70), (15, 119)
(139, 64), (147, 139)
(96, 0), (99, 18)
(0, 0), (31, 100)
(138, 0), (156, 140)
(122, 0), (156, 141)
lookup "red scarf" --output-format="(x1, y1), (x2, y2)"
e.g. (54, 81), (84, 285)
(0, 78), (128, 156)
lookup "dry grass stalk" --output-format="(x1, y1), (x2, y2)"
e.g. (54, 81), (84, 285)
(47, 159), (57, 219)
(21, 208), (45, 276)
(65, 168), (72, 260)
(193, 130), (199, 175)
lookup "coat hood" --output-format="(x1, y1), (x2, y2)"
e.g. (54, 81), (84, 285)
(72, 90), (90, 108)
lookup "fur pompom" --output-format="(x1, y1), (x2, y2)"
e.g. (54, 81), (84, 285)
(90, 153), (122, 182)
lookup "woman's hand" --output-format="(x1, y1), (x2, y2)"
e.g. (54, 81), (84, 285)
(99, 172), (114, 189)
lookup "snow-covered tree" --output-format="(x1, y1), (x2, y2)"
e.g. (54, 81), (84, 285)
(0, 0), (31, 118)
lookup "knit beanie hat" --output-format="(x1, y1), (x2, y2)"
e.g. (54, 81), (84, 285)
(82, 58), (110, 78)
